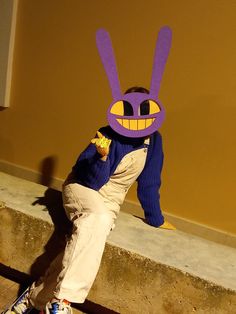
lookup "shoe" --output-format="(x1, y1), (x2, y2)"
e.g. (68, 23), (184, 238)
(45, 300), (73, 314)
(4, 287), (33, 314)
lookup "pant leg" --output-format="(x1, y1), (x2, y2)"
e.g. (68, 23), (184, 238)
(29, 251), (65, 309)
(30, 181), (117, 308)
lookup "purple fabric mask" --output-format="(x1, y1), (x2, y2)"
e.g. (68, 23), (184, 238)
(96, 27), (172, 138)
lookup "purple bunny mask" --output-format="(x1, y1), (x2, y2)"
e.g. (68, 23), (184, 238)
(96, 27), (172, 138)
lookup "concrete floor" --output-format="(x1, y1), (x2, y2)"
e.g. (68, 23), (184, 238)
(0, 275), (20, 313)
(0, 275), (85, 314)
(0, 274), (119, 314)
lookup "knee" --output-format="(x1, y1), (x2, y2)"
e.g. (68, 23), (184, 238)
(94, 212), (115, 236)
(73, 211), (114, 232)
(95, 212), (114, 227)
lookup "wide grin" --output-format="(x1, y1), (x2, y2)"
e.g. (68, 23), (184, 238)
(116, 118), (155, 130)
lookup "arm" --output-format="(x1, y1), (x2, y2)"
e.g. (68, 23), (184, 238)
(137, 133), (176, 229)
(72, 130), (111, 190)
(137, 133), (164, 227)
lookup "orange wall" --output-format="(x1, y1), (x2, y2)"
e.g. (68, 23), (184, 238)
(0, 0), (236, 234)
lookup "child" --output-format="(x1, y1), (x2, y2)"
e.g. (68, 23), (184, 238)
(7, 27), (174, 314)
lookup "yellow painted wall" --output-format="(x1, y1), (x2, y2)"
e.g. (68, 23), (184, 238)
(0, 0), (236, 234)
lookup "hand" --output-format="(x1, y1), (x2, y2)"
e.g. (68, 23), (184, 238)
(91, 131), (112, 159)
(159, 221), (176, 230)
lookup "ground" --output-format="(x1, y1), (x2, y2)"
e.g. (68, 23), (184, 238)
(0, 274), (85, 314)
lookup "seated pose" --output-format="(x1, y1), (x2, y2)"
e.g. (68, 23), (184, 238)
(8, 27), (174, 314)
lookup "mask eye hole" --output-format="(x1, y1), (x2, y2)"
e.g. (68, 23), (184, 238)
(110, 101), (133, 116)
(123, 101), (133, 116)
(140, 100), (150, 115)
(139, 100), (161, 115)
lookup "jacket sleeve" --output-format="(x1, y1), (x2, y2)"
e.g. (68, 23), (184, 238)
(72, 131), (111, 190)
(136, 132), (164, 227)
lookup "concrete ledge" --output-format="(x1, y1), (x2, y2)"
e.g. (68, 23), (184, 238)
(1, 158), (236, 249)
(0, 171), (236, 313)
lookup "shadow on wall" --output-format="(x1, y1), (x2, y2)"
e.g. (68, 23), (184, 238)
(38, 155), (58, 187)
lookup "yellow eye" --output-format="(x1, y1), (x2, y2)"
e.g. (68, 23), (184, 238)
(149, 100), (161, 114)
(110, 101), (124, 115)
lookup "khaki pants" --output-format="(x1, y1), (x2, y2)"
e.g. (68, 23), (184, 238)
(30, 181), (118, 309)
(30, 147), (147, 309)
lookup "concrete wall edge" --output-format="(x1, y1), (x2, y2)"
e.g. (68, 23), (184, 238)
(0, 159), (235, 248)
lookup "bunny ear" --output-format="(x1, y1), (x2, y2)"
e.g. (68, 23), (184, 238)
(96, 29), (122, 100)
(149, 26), (172, 99)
